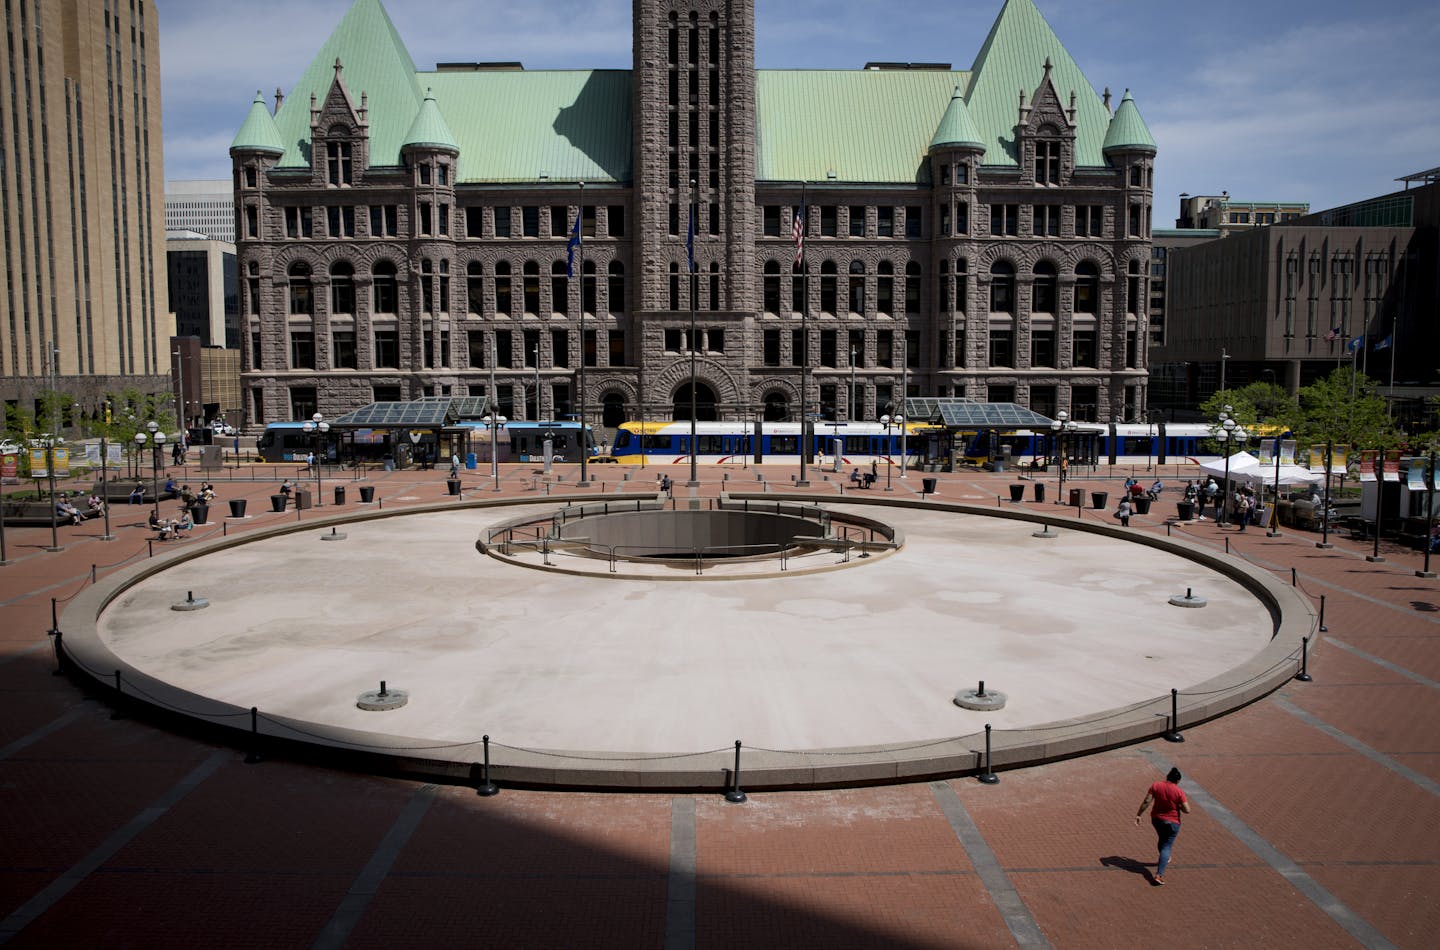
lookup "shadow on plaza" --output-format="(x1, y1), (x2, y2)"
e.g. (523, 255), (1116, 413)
(4, 646), (992, 950)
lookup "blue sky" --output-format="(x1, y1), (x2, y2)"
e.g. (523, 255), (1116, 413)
(159, 0), (1440, 216)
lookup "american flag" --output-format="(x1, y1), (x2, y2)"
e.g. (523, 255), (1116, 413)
(792, 202), (806, 266)
(1324, 326), (1342, 342)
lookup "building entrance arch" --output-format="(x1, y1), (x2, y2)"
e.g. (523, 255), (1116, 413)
(671, 382), (718, 421)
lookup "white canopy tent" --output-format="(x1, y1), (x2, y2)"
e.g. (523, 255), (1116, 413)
(1199, 451), (1324, 488)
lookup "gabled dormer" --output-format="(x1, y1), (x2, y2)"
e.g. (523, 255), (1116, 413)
(309, 58), (371, 187)
(1015, 58), (1076, 187)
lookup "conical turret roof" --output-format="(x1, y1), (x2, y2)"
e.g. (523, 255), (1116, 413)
(230, 91), (285, 154)
(1102, 90), (1157, 154)
(402, 89), (458, 152)
(930, 86), (985, 151)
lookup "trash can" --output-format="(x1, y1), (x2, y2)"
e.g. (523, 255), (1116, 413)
(1134, 496), (1152, 515)
(270, 494), (288, 513)
(333, 485), (345, 505)
(466, 452), (477, 470)
(190, 503), (210, 525)
(447, 478), (462, 496)
(358, 485), (375, 503)
(1033, 483), (1046, 503)
(923, 477), (937, 495)
(1068, 487), (1083, 507)
(1009, 483), (1025, 502)
(1090, 491), (1108, 510)
(1176, 501), (1195, 521)
(382, 455), (395, 472)
(228, 498), (247, 519)
(294, 488), (312, 510)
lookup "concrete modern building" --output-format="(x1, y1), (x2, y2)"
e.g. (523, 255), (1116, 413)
(165, 180), (236, 243)
(1150, 174), (1438, 424)
(166, 231), (238, 348)
(0, 0), (172, 418)
(1175, 193), (1309, 236)
(233, 0), (1156, 430)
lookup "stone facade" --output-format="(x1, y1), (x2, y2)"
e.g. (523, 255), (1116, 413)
(235, 0), (1152, 430)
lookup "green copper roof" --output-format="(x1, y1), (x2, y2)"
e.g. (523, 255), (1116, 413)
(272, 0), (422, 169)
(964, 0), (1112, 167)
(929, 85), (985, 151)
(756, 70), (966, 184)
(230, 92), (285, 154)
(424, 70), (631, 183)
(1102, 90), (1156, 153)
(402, 89), (458, 152)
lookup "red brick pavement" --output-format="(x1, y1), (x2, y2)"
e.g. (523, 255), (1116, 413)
(1, 463), (1436, 947)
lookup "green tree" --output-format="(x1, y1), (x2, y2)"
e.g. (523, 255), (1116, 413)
(1295, 367), (1395, 449)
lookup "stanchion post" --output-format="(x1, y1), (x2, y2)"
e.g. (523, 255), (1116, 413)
(978, 723), (1000, 784)
(1162, 688), (1185, 742)
(476, 734), (499, 796)
(50, 629), (64, 676)
(725, 739), (748, 802)
(111, 669), (125, 720)
(1291, 567), (1297, 587)
(1319, 594), (1328, 633)
(244, 706), (262, 764)
(1295, 636), (1313, 682)
(49, 597), (59, 635)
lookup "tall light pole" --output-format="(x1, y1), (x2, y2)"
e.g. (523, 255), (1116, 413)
(880, 413), (904, 491)
(302, 412), (329, 505)
(98, 400), (114, 541)
(849, 344), (857, 422)
(482, 412), (506, 492)
(576, 179), (589, 488)
(134, 420), (166, 523)
(532, 345), (541, 421)
(687, 178), (699, 488)
(899, 329), (909, 477)
(796, 185), (810, 487)
(1219, 346), (1230, 398)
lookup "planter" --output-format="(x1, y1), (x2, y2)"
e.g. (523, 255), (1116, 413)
(190, 503), (210, 525)
(270, 494), (288, 513)
(228, 498), (248, 518)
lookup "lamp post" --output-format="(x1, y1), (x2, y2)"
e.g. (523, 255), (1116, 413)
(880, 413), (904, 491)
(849, 345), (857, 422)
(1050, 410), (1077, 501)
(1317, 439), (1334, 549)
(1216, 408), (1235, 524)
(301, 412), (329, 506)
(98, 401), (115, 541)
(133, 421), (166, 523)
(1267, 434), (1283, 537)
(482, 413), (506, 492)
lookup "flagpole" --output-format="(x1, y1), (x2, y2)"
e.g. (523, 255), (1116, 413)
(577, 180), (588, 487)
(797, 181), (810, 487)
(688, 178), (699, 487)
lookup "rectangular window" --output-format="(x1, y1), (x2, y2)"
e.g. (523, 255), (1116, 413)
(955, 201), (968, 236)
(665, 328), (683, 352)
(763, 328), (780, 366)
(953, 327), (965, 366)
(990, 204), (1018, 236)
(326, 142), (352, 185)
(1129, 205), (1143, 238)
(988, 328), (1013, 367)
(708, 328), (724, 353)
(1033, 205), (1060, 236)
(244, 166), (258, 188)
(877, 329), (894, 368)
(1030, 329), (1054, 367)
(369, 205), (397, 237)
(1076, 205), (1103, 237)
(373, 330), (398, 368)
(493, 206), (512, 237)
(244, 205), (258, 238)
(289, 331), (315, 369)
(1035, 141), (1060, 184)
(522, 206), (539, 237)
(905, 206), (922, 238)
(332, 330), (357, 369)
(468, 330), (487, 368)
(419, 201), (432, 235)
(284, 206), (313, 238)
(420, 163), (431, 185)
(438, 204), (450, 236)
(552, 329), (570, 368)
(791, 329), (805, 366)
(608, 205), (625, 237)
(940, 205), (950, 237)
(1130, 166), (1143, 187)
(551, 206), (569, 237)
(290, 386), (318, 421)
(250, 331), (263, 370)
(609, 330), (625, 366)
(584, 329), (598, 367)
(848, 329), (865, 367)
(423, 329), (436, 368)
(465, 207), (483, 238)
(819, 330), (837, 367)
(495, 330), (513, 368)
(523, 329), (540, 368)
(1073, 330), (1097, 367)
(821, 206), (837, 237)
(877, 206), (893, 237)
(327, 206), (355, 238)
(849, 206), (866, 237)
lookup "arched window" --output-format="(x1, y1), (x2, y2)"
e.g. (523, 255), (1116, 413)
(607, 261), (625, 314)
(1032, 261), (1058, 314)
(820, 260), (837, 315)
(467, 261), (484, 315)
(848, 260), (866, 315)
(877, 261), (894, 315)
(288, 262), (313, 315)
(1075, 261), (1100, 314)
(495, 261), (512, 315)
(329, 261), (355, 314)
(371, 261), (397, 314)
(523, 261), (540, 315)
(989, 260), (1015, 314)
(763, 260), (781, 314)
(905, 261), (921, 314)
(551, 260), (568, 315)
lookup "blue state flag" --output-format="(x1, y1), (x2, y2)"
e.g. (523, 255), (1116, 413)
(1374, 335), (1392, 351)
(686, 204), (696, 273)
(1346, 336), (1363, 353)
(565, 212), (581, 278)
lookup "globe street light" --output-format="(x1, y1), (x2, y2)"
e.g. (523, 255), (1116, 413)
(880, 413), (904, 491)
(1051, 410), (1077, 502)
(133, 420), (166, 522)
(301, 412), (329, 506)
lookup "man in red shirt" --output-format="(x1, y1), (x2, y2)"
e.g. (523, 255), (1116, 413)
(1135, 766), (1190, 885)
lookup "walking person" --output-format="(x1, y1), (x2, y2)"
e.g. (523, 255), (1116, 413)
(1115, 497), (1133, 527)
(1135, 767), (1190, 885)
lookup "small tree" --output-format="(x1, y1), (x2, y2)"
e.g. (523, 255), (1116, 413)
(1295, 367), (1394, 449)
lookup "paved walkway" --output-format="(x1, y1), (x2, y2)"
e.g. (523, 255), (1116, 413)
(1, 460), (1436, 947)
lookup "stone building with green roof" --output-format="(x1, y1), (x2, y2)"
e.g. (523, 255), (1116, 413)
(232, 0), (1157, 430)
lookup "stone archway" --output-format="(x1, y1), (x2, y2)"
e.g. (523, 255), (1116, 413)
(763, 391), (790, 422)
(601, 391), (627, 428)
(671, 382), (718, 421)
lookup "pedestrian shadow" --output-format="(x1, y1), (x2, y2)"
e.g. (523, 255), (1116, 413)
(1099, 854), (1156, 883)
(1411, 601), (1438, 613)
